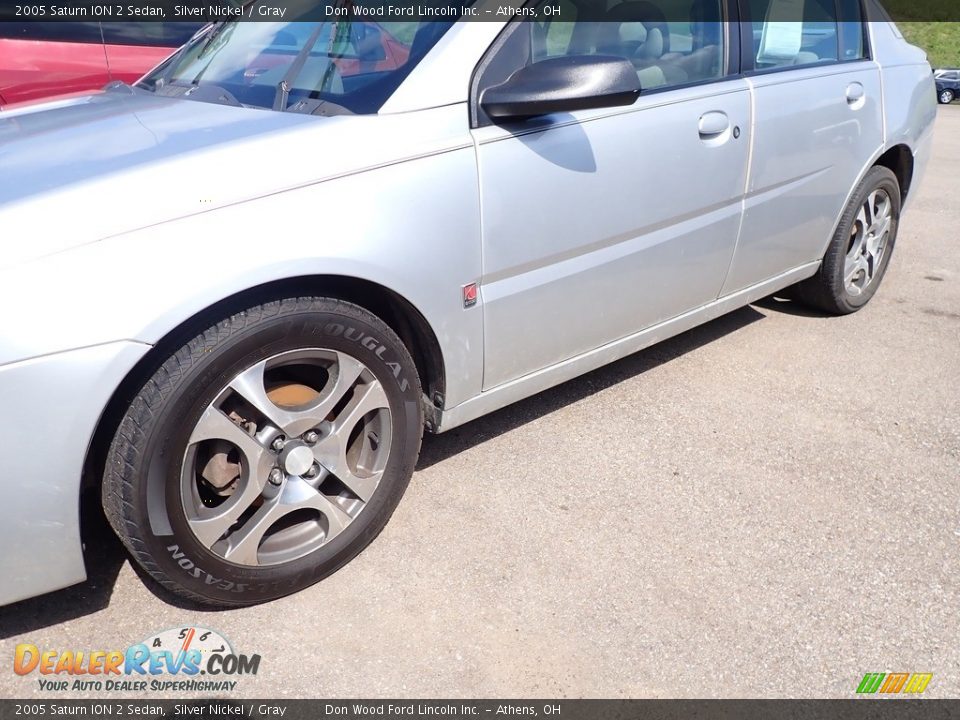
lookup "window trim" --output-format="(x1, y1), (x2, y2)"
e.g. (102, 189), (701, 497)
(470, 0), (743, 129)
(737, 0), (871, 78)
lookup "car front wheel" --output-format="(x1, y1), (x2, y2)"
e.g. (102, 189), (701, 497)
(939, 89), (955, 104)
(102, 296), (423, 606)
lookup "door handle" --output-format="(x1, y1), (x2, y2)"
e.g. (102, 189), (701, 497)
(846, 82), (865, 106)
(698, 111), (730, 138)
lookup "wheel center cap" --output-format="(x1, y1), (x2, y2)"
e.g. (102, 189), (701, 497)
(280, 442), (315, 477)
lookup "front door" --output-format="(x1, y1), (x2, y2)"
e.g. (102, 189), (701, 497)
(472, 0), (751, 389)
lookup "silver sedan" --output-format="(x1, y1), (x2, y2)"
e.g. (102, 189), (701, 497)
(0, 0), (936, 606)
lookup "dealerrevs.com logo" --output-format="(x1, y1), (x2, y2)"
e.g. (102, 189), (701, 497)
(14, 627), (260, 693)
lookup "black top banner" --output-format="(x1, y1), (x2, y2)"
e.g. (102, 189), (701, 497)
(0, 0), (958, 24)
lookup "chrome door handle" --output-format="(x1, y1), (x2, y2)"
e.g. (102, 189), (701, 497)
(698, 111), (730, 138)
(846, 82), (865, 105)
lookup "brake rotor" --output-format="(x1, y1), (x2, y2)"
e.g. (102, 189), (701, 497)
(266, 382), (320, 408)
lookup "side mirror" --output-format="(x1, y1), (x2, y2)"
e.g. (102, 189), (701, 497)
(481, 55), (641, 122)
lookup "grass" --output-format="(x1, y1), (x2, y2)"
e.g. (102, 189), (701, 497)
(883, 1), (956, 22)
(898, 22), (960, 69)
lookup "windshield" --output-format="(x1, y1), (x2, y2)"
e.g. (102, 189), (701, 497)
(138, 1), (467, 115)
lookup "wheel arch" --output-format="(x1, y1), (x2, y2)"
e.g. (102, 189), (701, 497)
(818, 141), (917, 261)
(80, 274), (446, 495)
(874, 143), (915, 203)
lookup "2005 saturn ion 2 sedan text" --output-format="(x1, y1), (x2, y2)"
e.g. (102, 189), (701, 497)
(0, 0), (935, 606)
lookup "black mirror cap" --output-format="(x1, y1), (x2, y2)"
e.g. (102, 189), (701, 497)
(481, 55), (641, 122)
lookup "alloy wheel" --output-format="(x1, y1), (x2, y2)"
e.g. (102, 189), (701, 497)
(844, 189), (893, 298)
(179, 348), (393, 567)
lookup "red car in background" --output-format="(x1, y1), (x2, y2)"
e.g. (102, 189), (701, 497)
(0, 22), (204, 108)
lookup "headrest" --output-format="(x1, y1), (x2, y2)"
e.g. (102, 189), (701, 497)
(641, 28), (664, 59)
(601, 2), (671, 56)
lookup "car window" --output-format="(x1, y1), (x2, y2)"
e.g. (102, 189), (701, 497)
(100, 22), (206, 48)
(138, 1), (466, 114)
(0, 22), (102, 43)
(484, 0), (727, 97)
(749, 0), (844, 70)
(837, 0), (866, 61)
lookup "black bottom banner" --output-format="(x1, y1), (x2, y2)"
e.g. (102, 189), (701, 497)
(2, 700), (960, 720)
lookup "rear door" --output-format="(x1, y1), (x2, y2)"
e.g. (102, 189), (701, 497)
(722, 0), (883, 293)
(0, 22), (108, 106)
(473, 0), (752, 389)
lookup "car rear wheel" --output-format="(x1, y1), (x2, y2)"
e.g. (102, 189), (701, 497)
(792, 166), (901, 315)
(102, 297), (423, 606)
(939, 89), (954, 104)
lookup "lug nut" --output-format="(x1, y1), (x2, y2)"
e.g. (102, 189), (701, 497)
(268, 468), (284, 486)
(303, 430), (320, 445)
(271, 436), (286, 452)
(304, 463), (320, 479)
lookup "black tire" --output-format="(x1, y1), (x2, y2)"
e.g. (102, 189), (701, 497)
(792, 166), (901, 315)
(939, 89), (954, 105)
(102, 297), (423, 606)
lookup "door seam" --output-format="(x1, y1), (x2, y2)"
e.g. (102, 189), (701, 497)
(716, 75), (757, 299)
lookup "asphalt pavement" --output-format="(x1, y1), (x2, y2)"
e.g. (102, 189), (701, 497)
(1, 107), (958, 700)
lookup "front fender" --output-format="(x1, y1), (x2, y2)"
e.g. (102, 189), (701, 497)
(0, 145), (483, 408)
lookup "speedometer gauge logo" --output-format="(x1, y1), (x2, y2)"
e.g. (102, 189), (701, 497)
(141, 627), (234, 673)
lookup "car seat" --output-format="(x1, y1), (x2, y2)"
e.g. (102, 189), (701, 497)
(598, 2), (697, 88)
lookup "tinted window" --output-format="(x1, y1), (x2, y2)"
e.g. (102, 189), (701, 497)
(838, 0), (866, 61)
(487, 0), (727, 95)
(750, 0), (842, 69)
(100, 22), (206, 48)
(139, 1), (466, 114)
(0, 22), (102, 43)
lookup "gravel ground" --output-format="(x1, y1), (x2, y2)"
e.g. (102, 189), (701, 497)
(1, 107), (957, 701)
